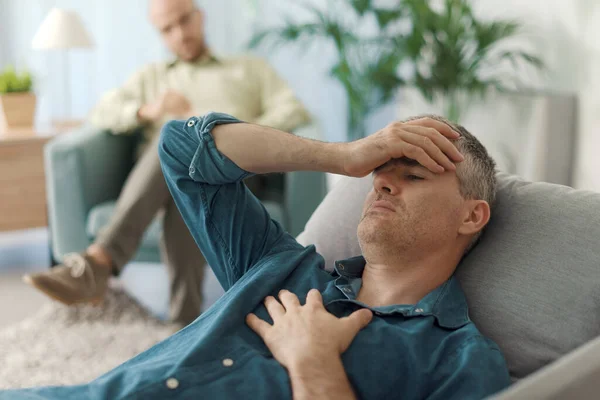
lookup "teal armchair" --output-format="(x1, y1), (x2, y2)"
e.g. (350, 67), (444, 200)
(45, 124), (327, 264)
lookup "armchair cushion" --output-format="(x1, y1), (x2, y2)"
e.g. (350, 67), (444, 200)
(296, 173), (600, 381)
(86, 200), (285, 255)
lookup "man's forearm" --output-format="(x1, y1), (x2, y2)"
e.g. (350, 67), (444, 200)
(288, 355), (357, 400)
(211, 123), (346, 175)
(90, 97), (142, 134)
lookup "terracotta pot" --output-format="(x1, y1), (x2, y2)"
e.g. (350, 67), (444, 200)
(0, 92), (37, 130)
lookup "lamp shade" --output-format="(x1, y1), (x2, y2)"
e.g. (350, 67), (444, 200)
(31, 8), (94, 49)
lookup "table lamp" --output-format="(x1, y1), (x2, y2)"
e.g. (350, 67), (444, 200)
(31, 8), (94, 123)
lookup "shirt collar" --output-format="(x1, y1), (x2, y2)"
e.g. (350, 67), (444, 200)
(334, 256), (470, 329)
(167, 50), (219, 69)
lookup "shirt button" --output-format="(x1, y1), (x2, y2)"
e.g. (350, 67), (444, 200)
(338, 264), (345, 270)
(165, 378), (179, 389)
(415, 308), (424, 313)
(187, 120), (195, 127)
(343, 287), (352, 293)
(222, 358), (234, 367)
(374, 311), (382, 316)
(189, 166), (196, 174)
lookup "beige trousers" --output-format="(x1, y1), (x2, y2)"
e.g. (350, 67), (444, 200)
(95, 136), (263, 325)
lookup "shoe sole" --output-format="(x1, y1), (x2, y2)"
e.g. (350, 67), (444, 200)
(22, 275), (104, 307)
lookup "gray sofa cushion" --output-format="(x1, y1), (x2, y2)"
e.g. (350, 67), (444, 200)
(296, 173), (600, 380)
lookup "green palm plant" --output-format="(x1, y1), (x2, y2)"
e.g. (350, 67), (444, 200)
(250, 0), (543, 140)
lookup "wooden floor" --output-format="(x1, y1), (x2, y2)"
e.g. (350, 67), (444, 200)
(0, 228), (224, 330)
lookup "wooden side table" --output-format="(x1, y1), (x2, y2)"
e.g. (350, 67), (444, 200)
(0, 125), (78, 231)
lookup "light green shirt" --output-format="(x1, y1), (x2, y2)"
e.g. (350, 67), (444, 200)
(89, 53), (310, 153)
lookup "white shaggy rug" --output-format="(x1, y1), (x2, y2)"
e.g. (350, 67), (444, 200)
(0, 286), (179, 389)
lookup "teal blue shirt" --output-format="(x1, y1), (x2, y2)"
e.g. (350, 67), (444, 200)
(1, 113), (510, 400)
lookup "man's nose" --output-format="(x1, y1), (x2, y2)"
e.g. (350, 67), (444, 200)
(373, 172), (400, 195)
(172, 25), (185, 42)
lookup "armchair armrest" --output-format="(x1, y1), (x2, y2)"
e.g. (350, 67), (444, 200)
(45, 125), (137, 261)
(285, 123), (328, 237)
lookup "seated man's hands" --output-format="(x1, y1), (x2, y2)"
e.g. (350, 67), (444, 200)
(246, 289), (373, 371)
(138, 89), (192, 123)
(342, 117), (465, 178)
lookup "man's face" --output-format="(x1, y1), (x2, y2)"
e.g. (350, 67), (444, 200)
(150, 0), (206, 61)
(357, 158), (467, 260)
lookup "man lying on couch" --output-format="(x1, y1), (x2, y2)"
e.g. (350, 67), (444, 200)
(2, 113), (510, 399)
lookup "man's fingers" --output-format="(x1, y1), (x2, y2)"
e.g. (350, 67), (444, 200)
(306, 289), (324, 307)
(395, 143), (444, 173)
(404, 117), (461, 139)
(278, 289), (300, 310)
(246, 313), (271, 338)
(398, 130), (456, 171)
(401, 125), (464, 163)
(343, 308), (373, 334)
(263, 296), (285, 320)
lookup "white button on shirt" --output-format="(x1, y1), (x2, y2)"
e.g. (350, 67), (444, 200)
(166, 378), (179, 389)
(222, 358), (234, 367)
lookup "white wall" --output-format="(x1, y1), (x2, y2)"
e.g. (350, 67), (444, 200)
(571, 3), (600, 191)
(0, 3), (7, 66)
(469, 0), (600, 190)
(0, 0), (351, 143)
(0, 0), (168, 123)
(0, 0), (464, 146)
(1, 0), (598, 189)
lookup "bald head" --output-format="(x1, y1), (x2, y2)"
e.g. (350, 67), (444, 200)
(149, 0), (207, 62)
(149, 0), (194, 21)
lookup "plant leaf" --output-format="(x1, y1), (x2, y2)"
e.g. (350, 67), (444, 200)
(350, 0), (372, 15)
(475, 20), (520, 53)
(373, 8), (404, 29)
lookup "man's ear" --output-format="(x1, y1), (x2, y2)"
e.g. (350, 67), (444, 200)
(458, 200), (491, 236)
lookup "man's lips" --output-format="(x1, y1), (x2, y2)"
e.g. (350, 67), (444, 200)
(369, 200), (396, 213)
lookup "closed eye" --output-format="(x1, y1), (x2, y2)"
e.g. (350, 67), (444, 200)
(406, 175), (424, 181)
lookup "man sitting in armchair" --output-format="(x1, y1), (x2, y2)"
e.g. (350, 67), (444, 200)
(23, 0), (310, 326)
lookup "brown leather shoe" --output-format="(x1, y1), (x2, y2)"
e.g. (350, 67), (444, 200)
(23, 253), (111, 306)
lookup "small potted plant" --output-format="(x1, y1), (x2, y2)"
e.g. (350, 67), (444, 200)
(0, 66), (35, 130)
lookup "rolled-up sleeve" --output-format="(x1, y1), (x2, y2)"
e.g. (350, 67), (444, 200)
(186, 113), (252, 185)
(158, 113), (298, 291)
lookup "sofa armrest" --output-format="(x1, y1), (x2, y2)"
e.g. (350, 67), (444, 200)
(45, 125), (137, 261)
(490, 334), (600, 399)
(285, 123), (328, 237)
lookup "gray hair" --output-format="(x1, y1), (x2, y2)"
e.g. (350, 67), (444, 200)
(406, 115), (497, 252)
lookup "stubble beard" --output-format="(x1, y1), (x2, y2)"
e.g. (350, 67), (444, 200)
(357, 211), (418, 262)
